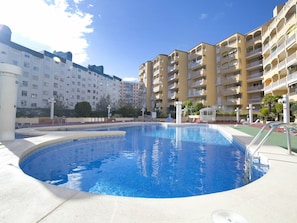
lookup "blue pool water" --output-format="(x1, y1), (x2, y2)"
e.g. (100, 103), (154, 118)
(20, 124), (263, 198)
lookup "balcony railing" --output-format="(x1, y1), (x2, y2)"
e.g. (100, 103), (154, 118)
(287, 52), (297, 66)
(264, 77), (287, 93)
(247, 71), (263, 80)
(168, 73), (178, 82)
(247, 85), (263, 92)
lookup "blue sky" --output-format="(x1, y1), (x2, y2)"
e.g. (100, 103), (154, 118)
(0, 0), (286, 81)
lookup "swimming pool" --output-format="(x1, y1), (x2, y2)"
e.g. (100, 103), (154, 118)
(20, 124), (266, 198)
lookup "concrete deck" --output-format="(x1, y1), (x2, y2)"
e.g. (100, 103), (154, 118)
(1, 123), (297, 223)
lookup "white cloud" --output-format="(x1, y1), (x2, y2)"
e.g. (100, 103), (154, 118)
(0, 0), (93, 64)
(122, 77), (138, 82)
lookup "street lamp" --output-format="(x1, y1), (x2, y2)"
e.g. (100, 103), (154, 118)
(48, 97), (56, 125)
(107, 104), (111, 119)
(278, 94), (290, 123)
(48, 97), (56, 121)
(235, 107), (240, 123)
(141, 107), (145, 121)
(246, 104), (255, 124)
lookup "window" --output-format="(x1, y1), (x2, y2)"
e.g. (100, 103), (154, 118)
(31, 93), (37, 98)
(21, 100), (27, 106)
(22, 81), (28, 87)
(21, 91), (27, 96)
(24, 62), (30, 68)
(31, 103), (37, 108)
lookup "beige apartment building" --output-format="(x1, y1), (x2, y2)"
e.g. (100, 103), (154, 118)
(245, 27), (264, 111)
(262, 0), (297, 102)
(216, 33), (248, 112)
(139, 0), (297, 114)
(152, 54), (168, 111)
(188, 43), (216, 106)
(167, 50), (188, 108)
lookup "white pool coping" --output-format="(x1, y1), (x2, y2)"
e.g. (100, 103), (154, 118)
(1, 123), (297, 223)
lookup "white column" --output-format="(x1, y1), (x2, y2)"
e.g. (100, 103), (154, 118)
(175, 101), (182, 124)
(235, 107), (240, 123)
(248, 104), (253, 124)
(282, 94), (290, 124)
(0, 63), (22, 141)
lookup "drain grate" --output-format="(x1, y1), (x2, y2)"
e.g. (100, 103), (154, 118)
(212, 210), (248, 223)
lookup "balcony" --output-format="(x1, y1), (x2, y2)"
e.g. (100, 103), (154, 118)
(286, 33), (297, 48)
(168, 92), (177, 99)
(247, 85), (263, 92)
(287, 70), (297, 86)
(168, 65), (178, 73)
(278, 59), (286, 71)
(153, 79), (161, 86)
(222, 86), (240, 96)
(188, 58), (203, 69)
(247, 71), (263, 82)
(168, 83), (178, 90)
(264, 77), (287, 93)
(246, 48), (262, 58)
(286, 52), (297, 67)
(223, 98), (240, 105)
(191, 79), (206, 88)
(153, 85), (162, 93)
(222, 75), (240, 85)
(246, 60), (262, 70)
(248, 97), (262, 104)
(190, 69), (205, 79)
(188, 89), (205, 97)
(168, 73), (178, 82)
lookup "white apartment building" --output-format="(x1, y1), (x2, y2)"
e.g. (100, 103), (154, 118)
(0, 24), (121, 111)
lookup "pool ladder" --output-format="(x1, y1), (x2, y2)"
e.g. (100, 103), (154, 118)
(244, 121), (295, 182)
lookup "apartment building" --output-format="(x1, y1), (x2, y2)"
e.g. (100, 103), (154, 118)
(216, 33), (248, 112)
(0, 24), (122, 111)
(138, 61), (153, 111)
(188, 43), (216, 106)
(139, 0), (297, 114)
(120, 81), (140, 107)
(262, 0), (297, 102)
(151, 54), (168, 112)
(245, 27), (264, 111)
(167, 50), (188, 108)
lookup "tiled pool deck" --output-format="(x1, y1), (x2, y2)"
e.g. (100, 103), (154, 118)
(1, 122), (297, 223)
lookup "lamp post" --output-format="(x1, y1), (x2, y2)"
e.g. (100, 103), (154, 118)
(246, 104), (255, 124)
(48, 97), (56, 122)
(235, 107), (240, 123)
(107, 104), (111, 119)
(141, 107), (145, 121)
(280, 94), (290, 123)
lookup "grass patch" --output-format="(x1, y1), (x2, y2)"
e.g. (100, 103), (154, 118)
(232, 125), (297, 153)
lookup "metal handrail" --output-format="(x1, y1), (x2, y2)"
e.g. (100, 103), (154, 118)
(244, 121), (295, 181)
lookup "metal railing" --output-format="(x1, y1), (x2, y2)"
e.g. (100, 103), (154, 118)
(244, 121), (296, 182)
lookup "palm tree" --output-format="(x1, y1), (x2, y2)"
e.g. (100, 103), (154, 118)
(261, 95), (281, 114)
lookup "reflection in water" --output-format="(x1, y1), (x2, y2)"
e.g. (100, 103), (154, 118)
(20, 125), (263, 198)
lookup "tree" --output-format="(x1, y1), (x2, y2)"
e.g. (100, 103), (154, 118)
(182, 100), (193, 116)
(261, 95), (281, 114)
(193, 102), (204, 114)
(96, 95), (111, 116)
(75, 101), (92, 117)
(291, 103), (297, 120)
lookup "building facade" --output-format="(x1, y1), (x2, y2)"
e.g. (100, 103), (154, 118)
(120, 81), (140, 107)
(139, 0), (297, 114)
(262, 0), (297, 102)
(0, 25), (122, 112)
